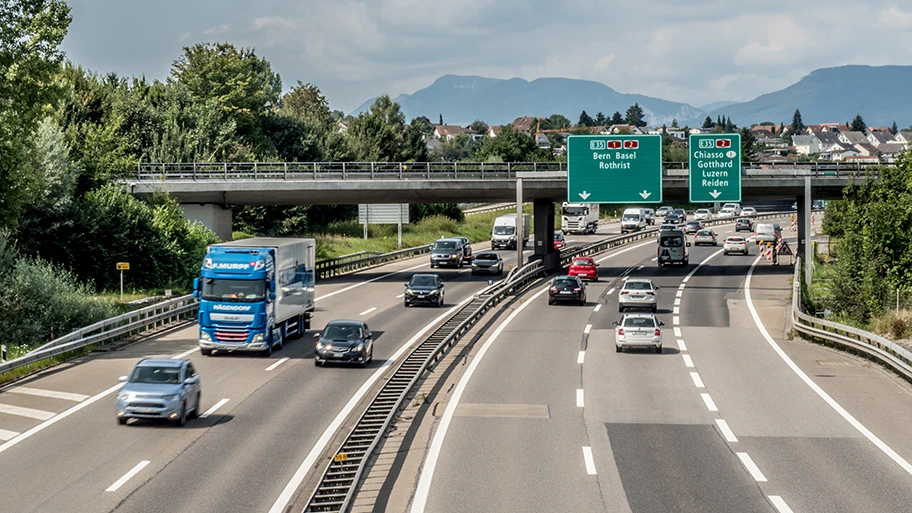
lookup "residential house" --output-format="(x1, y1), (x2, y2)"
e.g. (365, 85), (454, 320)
(335, 118), (351, 134)
(511, 116), (547, 133)
(868, 126), (892, 133)
(646, 127), (685, 140)
(837, 131), (867, 145)
(757, 137), (789, 156)
(534, 133), (550, 148)
(854, 142), (880, 156)
(792, 134), (821, 155)
(815, 130), (842, 149)
(820, 142), (859, 161)
(844, 154), (879, 164)
(433, 124), (469, 141)
(878, 142), (906, 163)
(606, 124), (644, 134)
(866, 131), (896, 147)
(807, 123), (848, 134)
(751, 128), (775, 140)
(755, 153), (798, 165)
(894, 131), (912, 147)
(486, 125), (502, 138)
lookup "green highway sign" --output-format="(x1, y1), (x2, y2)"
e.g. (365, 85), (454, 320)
(689, 133), (742, 203)
(567, 134), (662, 204)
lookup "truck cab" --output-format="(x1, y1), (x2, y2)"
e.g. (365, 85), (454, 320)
(561, 203), (599, 235)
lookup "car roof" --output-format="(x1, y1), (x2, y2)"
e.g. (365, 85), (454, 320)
(621, 312), (658, 319)
(137, 358), (184, 367)
(325, 319), (364, 327)
(474, 251), (499, 257)
(573, 256), (594, 260)
(435, 237), (461, 242)
(624, 278), (653, 285)
(553, 275), (581, 281)
(410, 273), (440, 278)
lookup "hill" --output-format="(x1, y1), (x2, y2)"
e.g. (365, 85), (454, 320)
(710, 65), (912, 127)
(351, 75), (704, 127)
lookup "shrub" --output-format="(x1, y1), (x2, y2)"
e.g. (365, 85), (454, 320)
(873, 310), (912, 340)
(413, 215), (459, 237)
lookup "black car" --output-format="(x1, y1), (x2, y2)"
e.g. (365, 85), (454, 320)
(683, 221), (703, 234)
(404, 273), (445, 307)
(471, 252), (503, 275)
(735, 218), (753, 232)
(314, 320), (373, 367)
(673, 208), (688, 221)
(548, 275), (587, 306)
(664, 213), (681, 225)
(430, 238), (467, 268)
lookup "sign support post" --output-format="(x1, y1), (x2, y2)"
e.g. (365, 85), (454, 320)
(516, 178), (524, 269)
(116, 262), (130, 302)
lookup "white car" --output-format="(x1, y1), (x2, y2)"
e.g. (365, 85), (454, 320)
(718, 208), (736, 218)
(614, 313), (664, 353)
(618, 278), (659, 313)
(694, 209), (712, 220)
(723, 236), (749, 255)
(741, 207), (757, 216)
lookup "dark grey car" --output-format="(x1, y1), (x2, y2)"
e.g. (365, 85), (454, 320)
(430, 238), (466, 268)
(404, 273), (445, 306)
(314, 320), (373, 367)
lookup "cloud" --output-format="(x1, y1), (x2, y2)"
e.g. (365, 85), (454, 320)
(203, 24), (231, 36)
(175, 31), (191, 43)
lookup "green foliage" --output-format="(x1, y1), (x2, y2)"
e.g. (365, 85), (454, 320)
(409, 204), (465, 224)
(469, 120), (488, 133)
(476, 125), (548, 162)
(873, 309), (912, 340)
(739, 127), (759, 162)
(891, 121), (899, 135)
(625, 103), (647, 127)
(595, 112), (606, 126)
(577, 110), (595, 127)
(610, 112), (624, 125)
(790, 109), (805, 134)
(346, 95), (426, 161)
(702, 116), (714, 129)
(429, 133), (478, 161)
(850, 114), (867, 133)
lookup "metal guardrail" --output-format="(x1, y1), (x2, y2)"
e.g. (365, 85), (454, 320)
(0, 295), (198, 376)
(791, 257), (912, 381)
(133, 161), (886, 181)
(316, 246), (433, 279)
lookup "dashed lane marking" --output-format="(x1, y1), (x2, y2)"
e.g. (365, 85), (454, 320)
(673, 316), (680, 325)
(359, 307), (377, 316)
(674, 327), (682, 337)
(578, 351), (586, 364)
(737, 452), (768, 482)
(172, 347), (198, 359)
(701, 393), (718, 412)
(0, 428), (19, 441)
(682, 354), (694, 367)
(200, 398), (229, 419)
(584, 324), (592, 334)
(265, 358), (289, 372)
(594, 304), (602, 312)
(769, 496), (794, 513)
(677, 339), (687, 351)
(690, 372), (705, 388)
(716, 419), (738, 442)
(674, 298), (681, 306)
(576, 389), (584, 407)
(582, 446), (597, 475)
(106, 460), (150, 492)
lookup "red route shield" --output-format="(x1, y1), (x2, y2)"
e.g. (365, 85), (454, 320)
(623, 140), (639, 149)
(607, 140), (622, 149)
(716, 139), (731, 148)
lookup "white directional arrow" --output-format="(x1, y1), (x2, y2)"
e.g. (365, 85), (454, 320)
(709, 189), (722, 199)
(579, 191), (591, 200)
(639, 190), (651, 200)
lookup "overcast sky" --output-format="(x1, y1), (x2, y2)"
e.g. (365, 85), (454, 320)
(61, 0), (912, 114)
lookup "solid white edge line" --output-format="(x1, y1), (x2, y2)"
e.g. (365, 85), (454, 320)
(358, 307), (377, 316)
(315, 262), (427, 302)
(682, 354), (694, 368)
(271, 294), (476, 513)
(199, 398), (229, 419)
(577, 351), (586, 364)
(410, 286), (550, 513)
(584, 324), (592, 334)
(677, 339), (687, 351)
(594, 304), (602, 312)
(701, 393), (718, 411)
(690, 372), (705, 388)
(736, 452), (768, 482)
(265, 357), (289, 372)
(105, 460), (150, 492)
(674, 327), (682, 337)
(582, 446), (598, 475)
(0, 428), (20, 441)
(769, 495), (794, 513)
(0, 382), (123, 455)
(744, 256), (912, 477)
(576, 389), (584, 407)
(172, 347), (198, 359)
(716, 419), (738, 443)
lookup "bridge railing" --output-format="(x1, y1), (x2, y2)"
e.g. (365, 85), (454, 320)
(134, 161), (884, 181)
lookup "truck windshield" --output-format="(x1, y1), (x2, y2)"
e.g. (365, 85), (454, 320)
(201, 278), (266, 302)
(493, 226), (515, 235)
(563, 207), (588, 216)
(432, 241), (456, 250)
(622, 214), (639, 221)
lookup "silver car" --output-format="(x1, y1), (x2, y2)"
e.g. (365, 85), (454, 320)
(618, 278), (659, 313)
(116, 358), (202, 426)
(614, 313), (664, 353)
(693, 229), (718, 246)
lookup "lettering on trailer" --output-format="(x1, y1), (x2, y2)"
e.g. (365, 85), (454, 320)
(212, 304), (253, 311)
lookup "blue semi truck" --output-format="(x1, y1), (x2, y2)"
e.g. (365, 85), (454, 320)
(193, 238), (315, 356)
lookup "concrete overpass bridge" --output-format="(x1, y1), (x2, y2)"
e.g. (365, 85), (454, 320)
(126, 161), (878, 269)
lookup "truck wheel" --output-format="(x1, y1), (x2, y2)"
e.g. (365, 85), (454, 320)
(261, 341), (273, 357)
(201, 348), (213, 356)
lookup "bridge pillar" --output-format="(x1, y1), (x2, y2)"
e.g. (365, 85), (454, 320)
(531, 199), (561, 272)
(180, 204), (233, 241)
(798, 177), (812, 284)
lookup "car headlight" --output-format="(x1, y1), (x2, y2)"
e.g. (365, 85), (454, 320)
(405, 288), (413, 294)
(316, 341), (323, 350)
(163, 394), (179, 401)
(200, 331), (211, 341)
(117, 392), (132, 401)
(450, 254), (457, 259)
(429, 290), (438, 295)
(354, 343), (364, 352)
(251, 333), (265, 343)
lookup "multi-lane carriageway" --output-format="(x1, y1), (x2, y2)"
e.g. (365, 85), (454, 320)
(3, 218), (912, 513)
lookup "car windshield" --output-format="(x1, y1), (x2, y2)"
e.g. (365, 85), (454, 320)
(409, 276), (437, 287)
(201, 278), (266, 302)
(660, 236), (684, 247)
(674, 209), (685, 214)
(493, 226), (515, 235)
(563, 207), (587, 216)
(696, 230), (713, 236)
(433, 241), (457, 250)
(757, 224), (774, 233)
(623, 317), (656, 328)
(475, 253), (498, 261)
(553, 234), (563, 239)
(129, 366), (181, 384)
(737, 218), (749, 222)
(323, 324), (363, 340)
(696, 210), (708, 214)
(553, 279), (579, 289)
(572, 259), (593, 266)
(625, 282), (652, 290)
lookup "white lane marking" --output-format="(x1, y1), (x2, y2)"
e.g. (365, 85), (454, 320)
(315, 262), (427, 302)
(677, 339), (687, 351)
(459, 268), (472, 273)
(577, 351), (586, 364)
(0, 404), (54, 421)
(396, 294), (405, 299)
(701, 393), (719, 411)
(272, 294), (476, 513)
(676, 290), (683, 298)
(745, 256), (912, 478)
(673, 307), (680, 314)
(682, 276), (690, 283)
(582, 446), (597, 475)
(736, 452), (768, 482)
(716, 419), (738, 442)
(0, 382), (123, 455)
(200, 398), (229, 419)
(690, 372), (705, 388)
(637, 265), (644, 270)
(673, 316), (680, 325)
(682, 354), (694, 367)
(265, 357), (289, 372)
(607, 288), (616, 295)
(359, 307), (377, 316)
(6, 387), (88, 402)
(674, 327), (682, 337)
(0, 428), (20, 441)
(172, 347), (198, 359)
(769, 495), (794, 513)
(106, 460), (150, 492)
(576, 389), (585, 407)
(650, 257), (657, 261)
(584, 324), (592, 334)
(674, 298), (681, 306)
(594, 304), (602, 312)
(678, 284), (685, 290)
(410, 286), (549, 512)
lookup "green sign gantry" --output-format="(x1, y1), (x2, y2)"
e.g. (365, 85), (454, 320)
(689, 133), (742, 203)
(567, 134), (662, 204)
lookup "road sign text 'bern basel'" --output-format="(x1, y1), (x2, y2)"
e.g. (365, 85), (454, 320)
(567, 134), (662, 204)
(689, 133), (742, 203)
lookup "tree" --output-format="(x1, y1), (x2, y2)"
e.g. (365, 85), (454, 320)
(439, 114), (443, 125)
(595, 112), (606, 126)
(281, 81), (332, 128)
(610, 112), (624, 125)
(411, 116), (434, 136)
(577, 110), (595, 127)
(740, 127), (759, 162)
(790, 109), (805, 135)
(476, 125), (542, 162)
(0, 0), (73, 228)
(344, 95), (426, 161)
(671, 118), (678, 128)
(469, 120), (489, 134)
(850, 114), (867, 133)
(547, 114), (571, 130)
(702, 116), (714, 129)
(625, 103), (647, 127)
(891, 121), (899, 135)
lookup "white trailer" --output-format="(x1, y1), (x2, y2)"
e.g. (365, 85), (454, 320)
(561, 203), (600, 235)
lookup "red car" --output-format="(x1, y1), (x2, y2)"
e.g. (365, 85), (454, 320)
(553, 232), (566, 250)
(568, 256), (599, 281)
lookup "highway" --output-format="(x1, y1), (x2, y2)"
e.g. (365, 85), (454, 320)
(0, 223), (611, 513)
(411, 218), (912, 513)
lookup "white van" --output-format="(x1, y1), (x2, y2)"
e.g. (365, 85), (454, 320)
(657, 229), (690, 266)
(620, 208), (647, 233)
(754, 223), (782, 245)
(721, 203), (742, 216)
